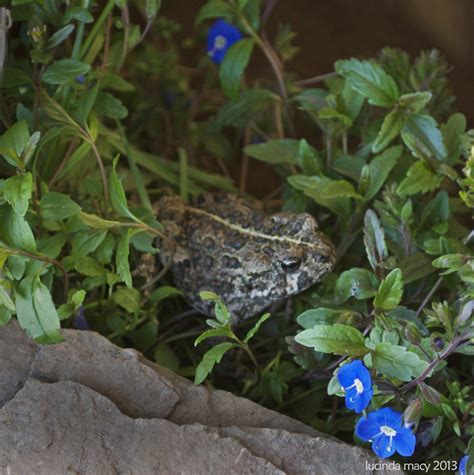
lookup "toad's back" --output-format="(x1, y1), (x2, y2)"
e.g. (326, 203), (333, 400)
(156, 193), (336, 321)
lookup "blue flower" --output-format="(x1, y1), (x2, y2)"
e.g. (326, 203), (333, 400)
(75, 75), (86, 84)
(206, 19), (242, 64)
(337, 360), (373, 413)
(356, 407), (416, 459)
(460, 455), (470, 475)
(73, 306), (89, 330)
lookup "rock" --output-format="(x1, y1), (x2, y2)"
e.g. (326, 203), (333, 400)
(0, 321), (403, 474)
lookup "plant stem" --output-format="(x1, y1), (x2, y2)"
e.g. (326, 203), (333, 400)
(117, 121), (152, 210)
(80, 0), (116, 59)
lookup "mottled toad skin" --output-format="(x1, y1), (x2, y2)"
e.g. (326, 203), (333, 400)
(156, 193), (336, 322)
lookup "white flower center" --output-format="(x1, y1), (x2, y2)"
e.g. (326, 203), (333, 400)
(214, 35), (227, 50)
(353, 378), (364, 394)
(380, 425), (397, 437)
(380, 425), (397, 452)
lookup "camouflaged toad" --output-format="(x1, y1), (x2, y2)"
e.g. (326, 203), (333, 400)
(156, 193), (336, 322)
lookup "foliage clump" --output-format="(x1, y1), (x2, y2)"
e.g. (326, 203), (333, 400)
(0, 0), (472, 469)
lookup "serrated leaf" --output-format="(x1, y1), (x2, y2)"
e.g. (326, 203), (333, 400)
(441, 112), (466, 166)
(373, 268), (403, 310)
(0, 206), (37, 253)
(365, 145), (402, 200)
(398, 91), (432, 113)
(4, 172), (33, 216)
(41, 191), (81, 220)
(401, 114), (446, 161)
(397, 160), (441, 196)
(43, 59), (90, 85)
(194, 342), (238, 384)
(116, 230), (132, 288)
(219, 38), (254, 98)
(372, 109), (406, 153)
(370, 343), (429, 382)
(15, 275), (63, 344)
(335, 58), (399, 107)
(244, 312), (270, 343)
(295, 324), (367, 356)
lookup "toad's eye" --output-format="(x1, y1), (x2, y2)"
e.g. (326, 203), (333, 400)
(281, 257), (301, 272)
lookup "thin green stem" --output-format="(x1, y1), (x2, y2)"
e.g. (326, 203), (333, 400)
(80, 0), (116, 59)
(117, 121), (152, 210)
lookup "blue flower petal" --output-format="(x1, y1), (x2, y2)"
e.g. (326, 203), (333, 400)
(354, 386), (373, 413)
(355, 415), (380, 442)
(460, 455), (470, 475)
(337, 360), (371, 387)
(394, 427), (416, 457)
(206, 19), (243, 64)
(372, 432), (396, 459)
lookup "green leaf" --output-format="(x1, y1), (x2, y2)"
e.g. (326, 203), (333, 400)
(199, 290), (220, 301)
(398, 91), (432, 113)
(0, 206), (37, 253)
(372, 109), (406, 153)
(74, 256), (105, 277)
(0, 120), (30, 168)
(41, 191), (81, 220)
(194, 327), (233, 346)
(15, 275), (63, 344)
(116, 230), (132, 288)
(95, 92), (128, 119)
(46, 24), (75, 49)
(214, 300), (230, 324)
(373, 268), (403, 311)
(0, 247), (15, 269)
(194, 342), (238, 384)
(363, 209), (387, 270)
(297, 308), (341, 328)
(0, 306), (12, 326)
(216, 88), (276, 128)
(245, 139), (315, 165)
(0, 283), (15, 311)
(109, 156), (135, 220)
(441, 112), (466, 166)
(72, 229), (107, 257)
(4, 172), (33, 216)
(149, 286), (184, 305)
(288, 175), (351, 218)
(318, 179), (363, 200)
(63, 6), (94, 23)
(100, 73), (136, 92)
(335, 58), (399, 107)
(219, 38), (254, 98)
(244, 312), (271, 343)
(112, 287), (141, 315)
(369, 343), (429, 382)
(42, 59), (91, 85)
(401, 114), (447, 161)
(195, 1), (234, 24)
(397, 160), (441, 196)
(295, 324), (367, 357)
(365, 145), (402, 200)
(336, 268), (379, 302)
